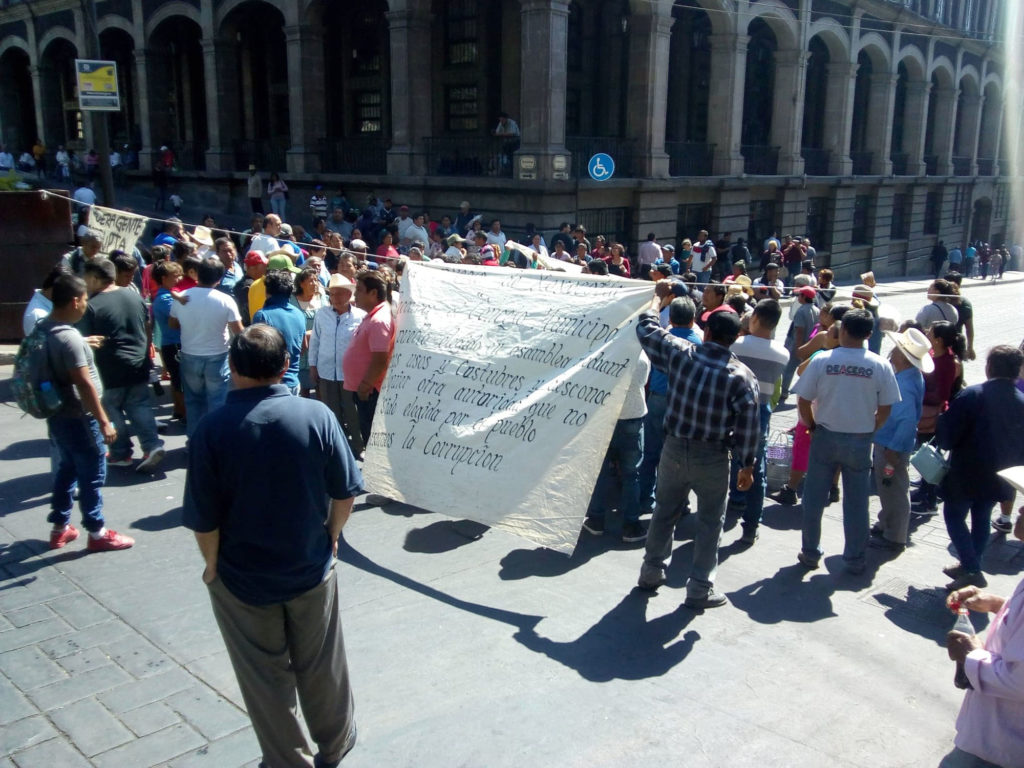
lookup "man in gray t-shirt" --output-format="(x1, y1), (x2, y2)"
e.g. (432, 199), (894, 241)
(41, 274), (135, 553)
(780, 286), (818, 400)
(792, 309), (900, 573)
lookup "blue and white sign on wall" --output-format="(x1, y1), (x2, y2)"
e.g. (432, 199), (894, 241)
(588, 153), (615, 181)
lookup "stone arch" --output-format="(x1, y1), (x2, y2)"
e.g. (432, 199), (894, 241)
(654, 0), (732, 35)
(97, 14), (139, 47)
(807, 19), (850, 61)
(977, 78), (1002, 172)
(144, 2), (202, 39)
(742, 0), (799, 51)
(958, 65), (981, 95)
(216, 0), (296, 30)
(0, 40), (37, 151)
(37, 27), (78, 58)
(928, 56), (955, 87)
(0, 35), (32, 62)
(895, 46), (927, 82)
(854, 33), (891, 72)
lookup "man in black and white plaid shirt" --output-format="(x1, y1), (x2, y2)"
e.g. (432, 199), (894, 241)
(636, 289), (760, 609)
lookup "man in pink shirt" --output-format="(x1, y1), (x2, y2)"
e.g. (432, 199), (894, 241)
(945, 473), (1024, 768)
(342, 270), (395, 448)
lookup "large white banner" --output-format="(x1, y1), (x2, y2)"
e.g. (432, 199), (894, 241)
(88, 205), (148, 253)
(362, 262), (653, 553)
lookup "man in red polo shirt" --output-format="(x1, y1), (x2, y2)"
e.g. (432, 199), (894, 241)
(342, 270), (396, 449)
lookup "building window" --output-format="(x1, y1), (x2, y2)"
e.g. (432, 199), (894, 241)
(924, 189), (941, 234)
(444, 0), (478, 66)
(352, 11), (384, 74)
(577, 207), (632, 251)
(445, 86), (478, 132)
(891, 193), (911, 239)
(995, 184), (1009, 219)
(952, 185), (966, 224)
(355, 91), (383, 134)
(677, 203), (714, 249)
(747, 200), (776, 252)
(852, 195), (872, 245)
(806, 197), (832, 253)
(567, 2), (584, 73)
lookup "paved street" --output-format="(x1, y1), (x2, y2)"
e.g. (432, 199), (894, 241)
(0, 274), (1022, 767)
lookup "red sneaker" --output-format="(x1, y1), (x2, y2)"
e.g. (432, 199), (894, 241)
(49, 525), (80, 550)
(86, 530), (135, 552)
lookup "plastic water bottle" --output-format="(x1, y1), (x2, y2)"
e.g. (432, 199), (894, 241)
(39, 381), (61, 412)
(950, 603), (975, 690)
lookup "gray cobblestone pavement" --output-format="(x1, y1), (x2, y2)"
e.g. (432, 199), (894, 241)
(0, 273), (1022, 767)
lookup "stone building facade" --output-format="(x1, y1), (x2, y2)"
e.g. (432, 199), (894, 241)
(0, 0), (1018, 277)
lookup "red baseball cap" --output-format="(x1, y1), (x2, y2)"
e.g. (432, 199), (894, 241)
(244, 251), (268, 267)
(796, 286), (817, 301)
(700, 304), (738, 324)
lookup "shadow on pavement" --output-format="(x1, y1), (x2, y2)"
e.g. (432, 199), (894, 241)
(0, 438), (51, 461)
(514, 590), (700, 682)
(0, 472), (53, 515)
(0, 539), (90, 582)
(498, 532), (618, 580)
(728, 564), (839, 623)
(131, 506), (183, 532)
(404, 520), (489, 554)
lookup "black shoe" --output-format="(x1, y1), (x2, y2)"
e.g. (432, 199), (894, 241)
(868, 536), (905, 552)
(945, 571), (987, 591)
(942, 562), (965, 579)
(870, 524), (884, 538)
(684, 589), (729, 609)
(911, 499), (939, 516)
(582, 517), (604, 536)
(621, 520), (647, 543)
(772, 485), (798, 505)
(797, 551), (820, 569)
(992, 517), (1013, 534)
(828, 485), (840, 505)
(739, 525), (759, 546)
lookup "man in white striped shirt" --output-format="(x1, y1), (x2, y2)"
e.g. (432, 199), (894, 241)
(729, 299), (789, 544)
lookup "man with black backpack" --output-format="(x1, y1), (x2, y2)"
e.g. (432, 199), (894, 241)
(31, 273), (135, 552)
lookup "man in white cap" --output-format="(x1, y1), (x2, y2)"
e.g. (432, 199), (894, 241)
(869, 328), (929, 552)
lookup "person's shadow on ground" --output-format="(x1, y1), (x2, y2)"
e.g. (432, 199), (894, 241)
(514, 589), (700, 682)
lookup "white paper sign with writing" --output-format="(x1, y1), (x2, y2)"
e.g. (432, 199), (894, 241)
(88, 205), (149, 254)
(361, 262), (653, 553)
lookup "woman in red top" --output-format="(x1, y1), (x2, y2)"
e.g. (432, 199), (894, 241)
(914, 320), (966, 513)
(605, 242), (631, 278)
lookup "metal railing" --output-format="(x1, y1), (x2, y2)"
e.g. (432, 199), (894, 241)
(890, 152), (909, 176)
(423, 136), (514, 178)
(233, 138), (290, 174)
(740, 145), (779, 175)
(976, 156), (995, 176)
(952, 156), (972, 176)
(850, 150), (874, 175)
(800, 147), (831, 176)
(566, 136), (636, 178)
(665, 141), (715, 177)
(924, 154), (939, 176)
(318, 137), (389, 175)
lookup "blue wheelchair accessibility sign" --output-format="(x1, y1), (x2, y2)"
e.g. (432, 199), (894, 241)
(588, 153), (615, 181)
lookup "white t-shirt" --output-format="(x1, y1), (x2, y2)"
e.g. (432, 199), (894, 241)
(404, 223), (430, 247)
(693, 241), (716, 272)
(620, 352), (651, 420)
(73, 187), (97, 206)
(248, 233), (282, 255)
(170, 287), (241, 357)
(485, 231), (507, 249)
(791, 346), (900, 433)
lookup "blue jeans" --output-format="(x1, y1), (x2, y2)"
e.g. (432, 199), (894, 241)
(697, 269), (713, 286)
(729, 402), (772, 529)
(801, 426), (873, 566)
(271, 197), (287, 218)
(943, 498), (996, 573)
(180, 352), (230, 440)
(103, 383), (163, 459)
(779, 350), (800, 396)
(48, 416), (106, 532)
(644, 435), (729, 599)
(638, 393), (667, 514)
(586, 417), (644, 523)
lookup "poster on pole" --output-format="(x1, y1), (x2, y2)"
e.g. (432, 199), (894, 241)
(361, 262), (654, 554)
(75, 60), (120, 111)
(87, 205), (148, 253)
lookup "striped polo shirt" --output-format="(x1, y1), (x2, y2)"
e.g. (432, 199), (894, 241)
(731, 334), (789, 406)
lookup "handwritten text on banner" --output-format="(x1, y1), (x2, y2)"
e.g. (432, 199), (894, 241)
(361, 262), (653, 553)
(88, 205), (149, 254)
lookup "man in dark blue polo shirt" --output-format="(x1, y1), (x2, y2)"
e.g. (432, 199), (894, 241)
(251, 269), (306, 395)
(183, 325), (362, 768)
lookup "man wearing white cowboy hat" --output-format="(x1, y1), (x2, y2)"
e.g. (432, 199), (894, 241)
(869, 328), (930, 552)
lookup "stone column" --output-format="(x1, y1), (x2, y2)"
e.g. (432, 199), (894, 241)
(933, 86), (959, 174)
(132, 48), (154, 172)
(387, 5), (432, 176)
(202, 39), (238, 171)
(284, 24), (326, 174)
(513, 0), (571, 180)
(902, 79), (930, 175)
(29, 65), (46, 153)
(824, 60), (858, 175)
(866, 72), (898, 175)
(958, 92), (984, 174)
(708, 33), (748, 176)
(772, 49), (808, 175)
(625, 11), (674, 178)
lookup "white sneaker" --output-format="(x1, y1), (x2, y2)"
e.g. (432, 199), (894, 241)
(136, 447), (166, 473)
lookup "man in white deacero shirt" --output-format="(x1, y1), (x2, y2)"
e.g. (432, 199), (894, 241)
(792, 308), (900, 574)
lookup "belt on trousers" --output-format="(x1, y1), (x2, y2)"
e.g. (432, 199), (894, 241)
(667, 433), (729, 452)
